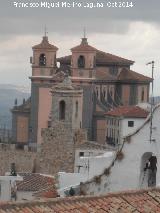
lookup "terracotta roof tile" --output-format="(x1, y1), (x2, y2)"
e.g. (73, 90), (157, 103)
(105, 106), (149, 118)
(32, 36), (58, 50)
(16, 173), (57, 195)
(1, 188), (160, 213)
(96, 51), (134, 65)
(117, 68), (152, 82)
(58, 49), (134, 65)
(71, 43), (97, 52)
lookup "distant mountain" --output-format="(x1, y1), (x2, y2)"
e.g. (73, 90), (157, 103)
(0, 85), (30, 129)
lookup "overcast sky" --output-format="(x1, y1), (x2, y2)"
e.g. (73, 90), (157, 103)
(0, 0), (160, 95)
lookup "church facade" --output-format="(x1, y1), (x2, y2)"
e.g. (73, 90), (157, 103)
(11, 35), (152, 145)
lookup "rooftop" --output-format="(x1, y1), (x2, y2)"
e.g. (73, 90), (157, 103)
(117, 68), (152, 82)
(1, 188), (160, 212)
(105, 106), (149, 118)
(32, 36), (58, 50)
(16, 173), (57, 194)
(58, 49), (134, 66)
(71, 38), (97, 52)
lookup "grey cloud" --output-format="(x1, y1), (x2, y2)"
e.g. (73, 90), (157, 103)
(0, 0), (160, 38)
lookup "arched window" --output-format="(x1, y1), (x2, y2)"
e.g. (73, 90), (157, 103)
(78, 55), (85, 68)
(75, 101), (78, 118)
(59, 100), (65, 120)
(39, 53), (46, 66)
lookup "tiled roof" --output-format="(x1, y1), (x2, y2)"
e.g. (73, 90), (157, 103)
(1, 188), (160, 212)
(117, 68), (152, 82)
(16, 173), (56, 192)
(96, 50), (134, 65)
(32, 36), (58, 50)
(58, 50), (134, 65)
(105, 106), (149, 118)
(33, 185), (58, 199)
(71, 43), (97, 52)
(71, 38), (97, 52)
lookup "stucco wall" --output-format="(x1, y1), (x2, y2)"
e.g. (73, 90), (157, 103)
(37, 87), (52, 144)
(121, 118), (146, 138)
(17, 116), (29, 143)
(80, 105), (160, 195)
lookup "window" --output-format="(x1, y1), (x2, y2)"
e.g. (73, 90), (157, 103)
(78, 55), (85, 68)
(128, 121), (134, 127)
(39, 53), (46, 66)
(141, 88), (145, 102)
(75, 101), (78, 118)
(79, 152), (84, 157)
(109, 66), (118, 75)
(59, 100), (65, 120)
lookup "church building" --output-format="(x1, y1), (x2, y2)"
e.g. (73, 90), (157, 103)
(11, 34), (152, 146)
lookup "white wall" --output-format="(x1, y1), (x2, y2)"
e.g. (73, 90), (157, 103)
(121, 118), (146, 138)
(80, 105), (160, 195)
(0, 180), (11, 201)
(74, 149), (106, 173)
(75, 152), (114, 179)
(58, 151), (115, 196)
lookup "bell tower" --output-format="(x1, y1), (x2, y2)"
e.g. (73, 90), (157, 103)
(29, 35), (59, 145)
(30, 35), (58, 78)
(71, 35), (96, 79)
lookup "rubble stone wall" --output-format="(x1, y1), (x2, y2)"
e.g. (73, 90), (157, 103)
(0, 122), (87, 175)
(0, 144), (36, 175)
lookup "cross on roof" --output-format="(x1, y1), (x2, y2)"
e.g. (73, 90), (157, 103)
(44, 25), (48, 37)
(83, 27), (86, 38)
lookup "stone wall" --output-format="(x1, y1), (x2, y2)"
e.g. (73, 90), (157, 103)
(36, 121), (87, 175)
(0, 144), (36, 175)
(0, 122), (87, 176)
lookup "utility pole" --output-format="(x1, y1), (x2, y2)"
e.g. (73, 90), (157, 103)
(146, 61), (154, 143)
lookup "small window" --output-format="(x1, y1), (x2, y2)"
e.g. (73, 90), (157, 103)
(78, 55), (85, 68)
(75, 101), (78, 118)
(59, 100), (65, 120)
(39, 53), (46, 66)
(79, 152), (84, 157)
(141, 88), (145, 102)
(109, 66), (118, 75)
(128, 121), (134, 127)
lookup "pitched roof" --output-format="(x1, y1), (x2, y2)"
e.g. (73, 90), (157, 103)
(58, 49), (134, 65)
(16, 173), (56, 192)
(105, 106), (149, 118)
(117, 68), (152, 82)
(1, 188), (160, 212)
(71, 38), (97, 52)
(96, 50), (134, 65)
(32, 36), (58, 50)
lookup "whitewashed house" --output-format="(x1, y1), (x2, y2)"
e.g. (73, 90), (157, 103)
(105, 105), (149, 146)
(79, 104), (160, 195)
